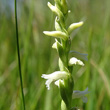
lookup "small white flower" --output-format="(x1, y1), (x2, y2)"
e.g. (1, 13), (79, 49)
(72, 87), (89, 103)
(69, 57), (84, 66)
(41, 71), (68, 90)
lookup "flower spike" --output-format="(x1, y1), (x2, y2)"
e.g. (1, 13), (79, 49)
(42, 0), (88, 109)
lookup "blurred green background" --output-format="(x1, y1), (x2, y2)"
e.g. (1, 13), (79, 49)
(0, 0), (110, 110)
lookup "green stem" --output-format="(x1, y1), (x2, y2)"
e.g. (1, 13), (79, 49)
(14, 0), (26, 110)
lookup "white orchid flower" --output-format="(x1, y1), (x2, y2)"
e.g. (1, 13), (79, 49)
(69, 57), (84, 66)
(41, 71), (68, 90)
(72, 87), (89, 103)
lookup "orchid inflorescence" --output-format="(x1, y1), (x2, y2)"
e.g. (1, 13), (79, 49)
(41, 0), (89, 109)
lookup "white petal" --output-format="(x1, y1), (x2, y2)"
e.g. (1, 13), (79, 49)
(69, 57), (84, 66)
(45, 79), (53, 90)
(41, 74), (51, 79)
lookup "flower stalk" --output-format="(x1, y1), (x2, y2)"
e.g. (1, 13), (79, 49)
(41, 0), (88, 110)
(14, 0), (25, 110)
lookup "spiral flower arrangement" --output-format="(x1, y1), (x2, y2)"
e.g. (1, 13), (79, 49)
(41, 0), (89, 109)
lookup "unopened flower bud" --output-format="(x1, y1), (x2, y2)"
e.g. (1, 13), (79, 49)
(43, 31), (68, 40)
(47, 2), (64, 19)
(61, 0), (68, 15)
(68, 21), (83, 34)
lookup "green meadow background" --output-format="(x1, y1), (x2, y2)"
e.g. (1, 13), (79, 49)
(0, 0), (110, 110)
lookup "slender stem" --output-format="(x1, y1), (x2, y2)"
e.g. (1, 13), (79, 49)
(14, 0), (26, 110)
